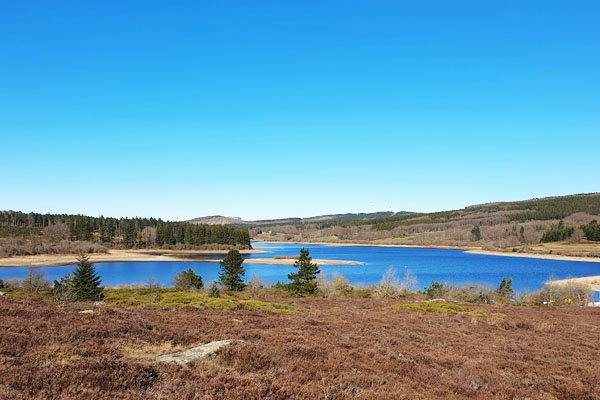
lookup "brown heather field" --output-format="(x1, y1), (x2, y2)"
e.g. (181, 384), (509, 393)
(1, 296), (600, 400)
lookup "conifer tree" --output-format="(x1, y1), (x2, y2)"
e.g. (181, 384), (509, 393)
(288, 248), (320, 295)
(72, 254), (103, 301)
(219, 250), (246, 291)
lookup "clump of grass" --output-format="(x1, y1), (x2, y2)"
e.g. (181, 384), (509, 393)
(103, 288), (296, 313)
(394, 302), (487, 316)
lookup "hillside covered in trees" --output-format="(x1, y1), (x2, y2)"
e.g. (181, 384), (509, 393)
(252, 193), (600, 257)
(0, 211), (251, 258)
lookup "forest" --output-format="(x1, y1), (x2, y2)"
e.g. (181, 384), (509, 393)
(0, 211), (250, 257)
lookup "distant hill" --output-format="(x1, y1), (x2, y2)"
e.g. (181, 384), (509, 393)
(250, 193), (600, 256)
(188, 215), (245, 225)
(188, 211), (408, 226)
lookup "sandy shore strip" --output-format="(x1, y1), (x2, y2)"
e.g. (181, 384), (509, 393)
(465, 249), (600, 263)
(549, 276), (600, 291)
(202, 257), (363, 266)
(0, 248), (263, 267)
(256, 240), (600, 263)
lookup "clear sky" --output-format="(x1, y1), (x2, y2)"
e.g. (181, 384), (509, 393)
(1, 1), (599, 221)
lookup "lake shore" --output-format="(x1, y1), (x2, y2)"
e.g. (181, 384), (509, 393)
(0, 248), (264, 267)
(549, 276), (600, 291)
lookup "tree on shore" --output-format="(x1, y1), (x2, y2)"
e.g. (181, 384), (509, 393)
(288, 248), (320, 295)
(219, 250), (246, 291)
(72, 254), (103, 301)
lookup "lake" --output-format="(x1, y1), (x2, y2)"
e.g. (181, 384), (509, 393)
(2, 242), (600, 295)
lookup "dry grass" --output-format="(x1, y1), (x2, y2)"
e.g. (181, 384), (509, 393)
(2, 295), (600, 399)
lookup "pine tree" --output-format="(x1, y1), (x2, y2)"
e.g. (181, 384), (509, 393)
(288, 248), (320, 295)
(496, 278), (514, 299)
(219, 250), (246, 291)
(72, 254), (103, 301)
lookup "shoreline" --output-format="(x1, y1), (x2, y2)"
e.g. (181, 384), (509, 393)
(254, 240), (600, 263)
(0, 248), (263, 268)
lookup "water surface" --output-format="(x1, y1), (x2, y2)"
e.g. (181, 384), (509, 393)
(2, 242), (600, 294)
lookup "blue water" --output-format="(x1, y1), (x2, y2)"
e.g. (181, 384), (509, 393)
(2, 242), (600, 295)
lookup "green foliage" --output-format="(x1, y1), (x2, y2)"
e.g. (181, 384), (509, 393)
(581, 220), (600, 241)
(424, 281), (447, 299)
(173, 269), (203, 291)
(287, 248), (320, 295)
(0, 279), (4, 288)
(71, 254), (104, 301)
(102, 288), (296, 312)
(218, 250), (246, 291)
(496, 278), (514, 299)
(208, 283), (221, 298)
(471, 226), (481, 241)
(396, 302), (487, 316)
(0, 210), (251, 248)
(540, 220), (574, 243)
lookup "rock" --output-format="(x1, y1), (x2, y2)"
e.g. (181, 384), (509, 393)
(156, 340), (233, 365)
(78, 309), (94, 314)
(0, 291), (5, 296)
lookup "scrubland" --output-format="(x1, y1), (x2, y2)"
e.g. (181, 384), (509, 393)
(1, 290), (600, 399)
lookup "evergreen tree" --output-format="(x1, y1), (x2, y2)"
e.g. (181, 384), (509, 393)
(288, 248), (320, 295)
(471, 226), (481, 241)
(496, 277), (514, 299)
(219, 249), (246, 291)
(72, 254), (103, 301)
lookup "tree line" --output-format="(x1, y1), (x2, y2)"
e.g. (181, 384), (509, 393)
(0, 211), (250, 248)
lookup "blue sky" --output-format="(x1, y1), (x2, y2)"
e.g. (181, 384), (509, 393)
(1, 1), (599, 220)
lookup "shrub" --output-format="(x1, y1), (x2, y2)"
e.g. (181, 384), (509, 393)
(22, 269), (50, 295)
(317, 273), (353, 298)
(208, 283), (221, 298)
(0, 279), (4, 289)
(424, 281), (448, 299)
(396, 302), (487, 315)
(525, 281), (593, 306)
(246, 275), (265, 298)
(445, 284), (496, 304)
(53, 273), (78, 302)
(173, 268), (203, 291)
(371, 267), (414, 299)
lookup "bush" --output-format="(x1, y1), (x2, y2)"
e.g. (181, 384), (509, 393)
(525, 281), (593, 306)
(53, 273), (78, 303)
(208, 283), (221, 298)
(372, 267), (405, 299)
(0, 279), (4, 289)
(22, 269), (50, 295)
(424, 281), (448, 299)
(445, 284), (496, 304)
(317, 273), (353, 298)
(246, 275), (265, 298)
(173, 269), (203, 291)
